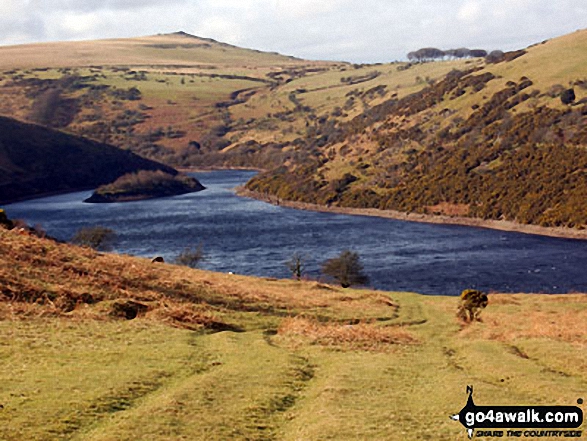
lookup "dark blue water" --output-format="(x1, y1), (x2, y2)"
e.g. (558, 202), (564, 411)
(5, 170), (587, 295)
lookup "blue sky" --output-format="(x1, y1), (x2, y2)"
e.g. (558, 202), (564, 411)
(1, 0), (586, 62)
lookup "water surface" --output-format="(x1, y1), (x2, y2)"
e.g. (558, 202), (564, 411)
(6, 170), (587, 295)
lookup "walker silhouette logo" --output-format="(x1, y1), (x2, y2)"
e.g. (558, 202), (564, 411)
(450, 386), (583, 439)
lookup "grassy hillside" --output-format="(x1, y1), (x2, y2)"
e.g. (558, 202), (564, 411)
(0, 32), (342, 164)
(0, 29), (586, 227)
(0, 32), (473, 166)
(0, 116), (189, 203)
(0, 32), (306, 70)
(246, 29), (587, 229)
(0, 224), (586, 440)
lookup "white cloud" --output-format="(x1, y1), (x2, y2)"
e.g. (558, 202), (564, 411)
(60, 12), (102, 35)
(0, 0), (25, 16)
(198, 16), (245, 45)
(457, 1), (482, 22)
(275, 0), (349, 19)
(0, 0), (585, 62)
(36, 0), (179, 13)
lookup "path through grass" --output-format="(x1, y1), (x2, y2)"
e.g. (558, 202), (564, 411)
(0, 230), (585, 439)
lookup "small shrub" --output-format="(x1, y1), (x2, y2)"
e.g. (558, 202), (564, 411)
(560, 88), (576, 105)
(174, 245), (204, 268)
(321, 250), (369, 288)
(0, 209), (13, 229)
(457, 289), (488, 322)
(71, 226), (116, 251)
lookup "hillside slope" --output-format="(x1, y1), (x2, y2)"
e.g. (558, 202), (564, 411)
(0, 225), (586, 440)
(247, 29), (587, 229)
(0, 30), (586, 228)
(0, 33), (472, 166)
(0, 116), (180, 203)
(0, 32), (341, 164)
(0, 31), (305, 70)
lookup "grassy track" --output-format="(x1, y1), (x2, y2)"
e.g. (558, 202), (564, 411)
(0, 233), (585, 441)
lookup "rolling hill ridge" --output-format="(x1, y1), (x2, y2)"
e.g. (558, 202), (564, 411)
(0, 30), (586, 229)
(245, 29), (587, 229)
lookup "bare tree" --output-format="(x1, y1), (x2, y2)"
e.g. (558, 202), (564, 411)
(321, 250), (369, 288)
(485, 50), (505, 63)
(287, 252), (306, 280)
(453, 47), (471, 58)
(71, 226), (116, 251)
(174, 245), (205, 268)
(469, 49), (488, 58)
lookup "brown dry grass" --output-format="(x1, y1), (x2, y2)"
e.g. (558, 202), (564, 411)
(3, 225), (587, 441)
(0, 34), (319, 70)
(0, 227), (233, 329)
(0, 227), (398, 336)
(276, 316), (415, 351)
(425, 202), (470, 217)
(459, 293), (587, 343)
(0, 33), (340, 157)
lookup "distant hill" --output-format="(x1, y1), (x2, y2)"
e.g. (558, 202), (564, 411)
(0, 116), (180, 203)
(0, 31), (304, 70)
(0, 32), (340, 164)
(0, 29), (585, 229)
(246, 29), (587, 229)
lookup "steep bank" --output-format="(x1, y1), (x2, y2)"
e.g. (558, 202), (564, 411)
(237, 187), (587, 240)
(0, 116), (178, 204)
(244, 30), (587, 231)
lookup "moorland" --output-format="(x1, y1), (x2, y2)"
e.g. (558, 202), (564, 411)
(0, 29), (586, 441)
(1, 224), (586, 440)
(0, 30), (585, 232)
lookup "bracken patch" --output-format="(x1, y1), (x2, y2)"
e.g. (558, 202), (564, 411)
(276, 317), (415, 351)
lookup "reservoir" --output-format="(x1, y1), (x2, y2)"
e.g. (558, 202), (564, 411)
(5, 170), (587, 295)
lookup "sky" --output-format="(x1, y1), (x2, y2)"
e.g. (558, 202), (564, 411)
(1, 0), (586, 63)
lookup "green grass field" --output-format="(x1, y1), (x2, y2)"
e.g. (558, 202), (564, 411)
(0, 29), (584, 161)
(0, 29), (586, 438)
(0, 229), (585, 440)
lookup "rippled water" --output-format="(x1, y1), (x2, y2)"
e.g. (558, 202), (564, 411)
(5, 170), (587, 295)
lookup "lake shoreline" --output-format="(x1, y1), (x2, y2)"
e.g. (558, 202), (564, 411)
(2, 186), (97, 206)
(177, 165), (263, 173)
(236, 188), (587, 241)
(7, 169), (587, 294)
